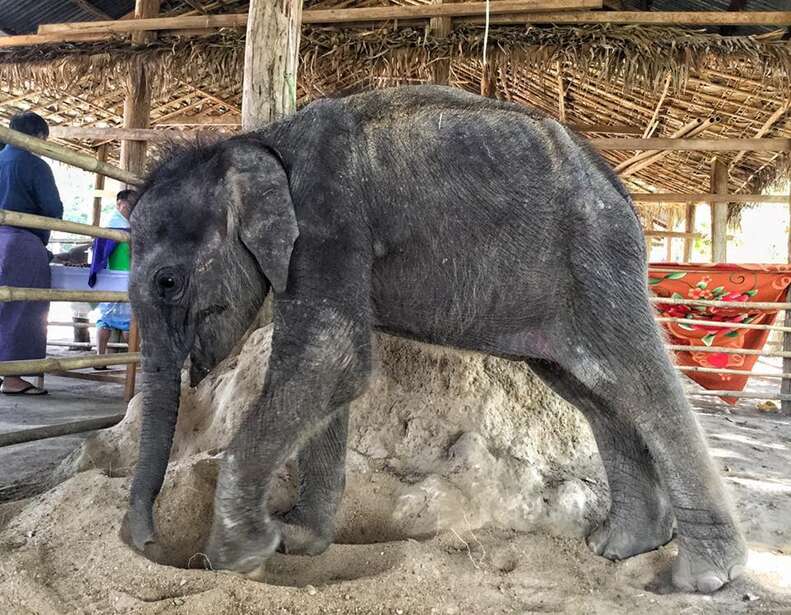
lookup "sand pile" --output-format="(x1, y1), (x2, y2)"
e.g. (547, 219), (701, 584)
(0, 325), (789, 613)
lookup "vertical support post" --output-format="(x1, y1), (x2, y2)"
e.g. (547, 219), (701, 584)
(429, 0), (452, 85)
(242, 0), (303, 130)
(480, 60), (497, 98)
(683, 203), (696, 262)
(91, 144), (108, 227)
(556, 62), (566, 123)
(122, 0), (159, 402)
(710, 157), (728, 263)
(782, 190), (791, 414)
(665, 207), (675, 261)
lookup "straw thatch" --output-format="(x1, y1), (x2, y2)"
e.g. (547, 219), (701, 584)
(0, 2), (788, 226)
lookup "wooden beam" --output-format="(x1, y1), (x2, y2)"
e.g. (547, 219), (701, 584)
(0, 287), (128, 303)
(0, 125), (142, 185)
(0, 413), (128, 447)
(683, 202), (695, 262)
(465, 10), (791, 25)
(729, 101), (790, 171)
(644, 230), (700, 239)
(68, 0), (112, 20)
(37, 1), (603, 34)
(6, 9), (789, 47)
(242, 0), (303, 129)
(592, 138), (791, 151)
(92, 144), (108, 227)
(710, 157), (728, 263)
(631, 193), (788, 204)
(429, 0), (453, 86)
(49, 126), (235, 141)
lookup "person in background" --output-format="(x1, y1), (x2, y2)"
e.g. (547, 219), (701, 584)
(93, 190), (136, 367)
(0, 112), (63, 395)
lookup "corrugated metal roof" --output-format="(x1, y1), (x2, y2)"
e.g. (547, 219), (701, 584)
(0, 1), (134, 35)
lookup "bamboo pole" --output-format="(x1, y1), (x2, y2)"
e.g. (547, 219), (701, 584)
(47, 341), (128, 349)
(35, 1), (602, 35)
(51, 370), (128, 384)
(614, 119), (702, 174)
(665, 345), (791, 358)
(0, 126), (143, 186)
(0, 210), (129, 242)
(0, 287), (128, 302)
(686, 390), (791, 401)
(429, 0), (453, 86)
(644, 230), (700, 239)
(48, 124), (640, 141)
(0, 353), (140, 376)
(593, 138), (791, 152)
(677, 366), (791, 379)
(656, 317), (791, 334)
(631, 194), (787, 204)
(0, 413), (128, 448)
(26, 9), (791, 39)
(650, 297), (791, 310)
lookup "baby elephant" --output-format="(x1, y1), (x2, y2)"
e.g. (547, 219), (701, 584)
(122, 85), (745, 593)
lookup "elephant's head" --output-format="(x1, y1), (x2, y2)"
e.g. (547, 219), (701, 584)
(122, 137), (299, 552)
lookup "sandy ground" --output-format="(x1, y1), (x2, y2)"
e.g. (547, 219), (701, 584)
(0, 402), (789, 614)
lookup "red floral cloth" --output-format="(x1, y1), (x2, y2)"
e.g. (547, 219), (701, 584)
(648, 264), (791, 404)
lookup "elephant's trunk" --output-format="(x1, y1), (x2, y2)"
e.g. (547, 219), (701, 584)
(124, 357), (182, 551)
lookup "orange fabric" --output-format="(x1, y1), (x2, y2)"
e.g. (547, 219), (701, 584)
(648, 263), (791, 404)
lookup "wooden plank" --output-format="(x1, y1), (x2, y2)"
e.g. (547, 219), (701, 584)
(631, 193), (788, 204)
(0, 210), (129, 242)
(710, 157), (728, 263)
(37, 1), (602, 34)
(429, 0), (453, 86)
(466, 10), (791, 26)
(132, 0), (161, 46)
(0, 125), (142, 185)
(592, 138), (791, 151)
(92, 144), (107, 227)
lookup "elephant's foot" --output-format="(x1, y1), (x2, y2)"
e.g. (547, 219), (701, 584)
(672, 525), (747, 593)
(274, 508), (333, 556)
(587, 494), (674, 561)
(204, 517), (281, 574)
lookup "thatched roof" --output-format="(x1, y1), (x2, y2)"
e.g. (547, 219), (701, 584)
(0, 0), (788, 225)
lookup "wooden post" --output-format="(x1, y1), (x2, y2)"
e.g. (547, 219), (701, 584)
(710, 157), (728, 263)
(480, 59), (497, 98)
(429, 0), (452, 85)
(783, 190), (791, 414)
(122, 0), (159, 401)
(241, 0), (303, 129)
(92, 144), (108, 227)
(683, 203), (696, 262)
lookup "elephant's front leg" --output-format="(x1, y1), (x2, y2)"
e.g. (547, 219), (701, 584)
(205, 303), (370, 573)
(276, 405), (349, 556)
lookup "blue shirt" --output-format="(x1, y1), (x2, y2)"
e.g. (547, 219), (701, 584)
(0, 145), (64, 245)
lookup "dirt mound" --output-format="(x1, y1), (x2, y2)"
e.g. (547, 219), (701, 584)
(1, 326), (789, 613)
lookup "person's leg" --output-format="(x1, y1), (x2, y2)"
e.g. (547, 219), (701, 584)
(97, 326), (111, 355)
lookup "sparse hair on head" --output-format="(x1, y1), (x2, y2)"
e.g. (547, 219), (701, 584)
(9, 112), (49, 138)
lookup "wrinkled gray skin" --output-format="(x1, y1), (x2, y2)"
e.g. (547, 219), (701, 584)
(122, 86), (746, 593)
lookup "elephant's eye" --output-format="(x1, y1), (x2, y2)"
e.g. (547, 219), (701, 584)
(154, 268), (183, 300)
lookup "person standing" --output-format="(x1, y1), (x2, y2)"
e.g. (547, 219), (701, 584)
(0, 112), (63, 395)
(93, 190), (136, 365)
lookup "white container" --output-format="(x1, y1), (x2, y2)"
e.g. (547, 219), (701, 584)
(50, 265), (129, 292)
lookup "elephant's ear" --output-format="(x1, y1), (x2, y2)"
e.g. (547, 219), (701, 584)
(224, 142), (299, 293)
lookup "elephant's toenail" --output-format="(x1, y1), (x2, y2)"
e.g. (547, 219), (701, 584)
(697, 573), (724, 594)
(728, 564), (745, 580)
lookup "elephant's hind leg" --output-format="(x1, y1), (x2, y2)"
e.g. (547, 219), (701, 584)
(276, 405), (349, 556)
(528, 360), (674, 560)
